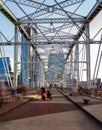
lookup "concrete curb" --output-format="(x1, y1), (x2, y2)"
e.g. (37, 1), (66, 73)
(66, 95), (102, 126)
(58, 89), (102, 126)
(0, 99), (30, 117)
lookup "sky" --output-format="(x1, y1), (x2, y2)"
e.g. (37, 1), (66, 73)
(0, 0), (102, 81)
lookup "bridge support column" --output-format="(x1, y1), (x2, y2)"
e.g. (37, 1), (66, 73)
(14, 25), (19, 88)
(74, 42), (79, 85)
(85, 24), (91, 88)
(69, 51), (73, 86)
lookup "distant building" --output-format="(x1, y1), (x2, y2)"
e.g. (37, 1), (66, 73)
(94, 78), (101, 88)
(0, 57), (11, 86)
(45, 53), (64, 82)
(20, 26), (41, 87)
(19, 36), (28, 84)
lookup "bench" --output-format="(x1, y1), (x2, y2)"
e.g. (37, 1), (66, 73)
(83, 98), (90, 104)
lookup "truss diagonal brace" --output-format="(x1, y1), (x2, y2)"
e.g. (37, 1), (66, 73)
(0, 0), (30, 40)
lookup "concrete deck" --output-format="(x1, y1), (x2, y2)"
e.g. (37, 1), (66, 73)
(0, 89), (102, 130)
(67, 94), (102, 123)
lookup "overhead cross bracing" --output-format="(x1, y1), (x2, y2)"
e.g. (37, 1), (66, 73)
(7, 0), (86, 39)
(0, 40), (101, 46)
(0, 0), (102, 87)
(20, 17), (85, 24)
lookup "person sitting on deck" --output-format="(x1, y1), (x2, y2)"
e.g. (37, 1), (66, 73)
(47, 90), (52, 100)
(41, 87), (46, 100)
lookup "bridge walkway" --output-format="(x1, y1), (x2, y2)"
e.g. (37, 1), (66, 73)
(0, 88), (102, 130)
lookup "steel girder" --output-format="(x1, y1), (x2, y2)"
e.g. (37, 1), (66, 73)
(0, 40), (101, 46)
(33, 35), (75, 41)
(20, 17), (84, 24)
(37, 44), (70, 49)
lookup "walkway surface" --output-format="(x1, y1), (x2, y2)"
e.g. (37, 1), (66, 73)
(63, 91), (102, 123)
(0, 88), (102, 130)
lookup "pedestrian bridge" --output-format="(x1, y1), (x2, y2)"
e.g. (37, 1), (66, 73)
(0, 0), (102, 89)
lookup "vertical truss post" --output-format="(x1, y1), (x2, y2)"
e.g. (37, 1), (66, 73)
(32, 49), (35, 88)
(66, 64), (69, 88)
(85, 24), (91, 88)
(74, 42), (79, 85)
(69, 52), (73, 86)
(26, 26), (31, 85)
(41, 64), (45, 87)
(26, 44), (30, 85)
(33, 50), (37, 87)
(14, 25), (19, 88)
(26, 45), (30, 85)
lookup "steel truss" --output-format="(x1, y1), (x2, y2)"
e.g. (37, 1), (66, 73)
(0, 0), (102, 87)
(0, 40), (101, 45)
(8, 0), (85, 10)
(8, 0), (85, 20)
(20, 17), (84, 24)
(20, 9), (84, 21)
(36, 24), (75, 36)
(33, 35), (75, 41)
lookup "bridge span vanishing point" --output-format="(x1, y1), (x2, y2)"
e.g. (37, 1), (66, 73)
(0, 1), (102, 129)
(0, 0), (102, 88)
